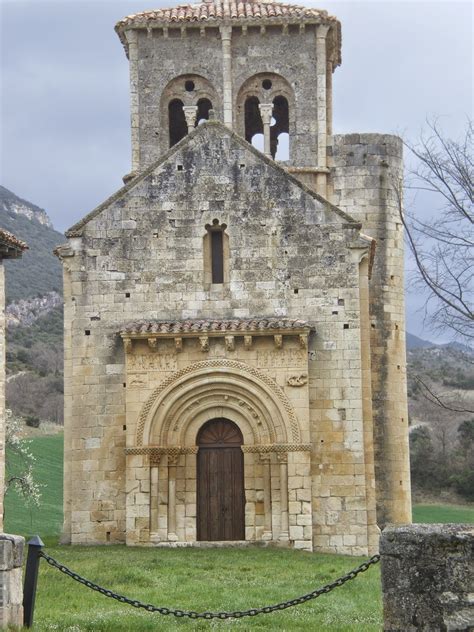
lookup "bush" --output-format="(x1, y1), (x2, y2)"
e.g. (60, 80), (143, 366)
(25, 415), (40, 428)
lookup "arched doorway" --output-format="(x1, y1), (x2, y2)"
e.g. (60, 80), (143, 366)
(197, 418), (245, 541)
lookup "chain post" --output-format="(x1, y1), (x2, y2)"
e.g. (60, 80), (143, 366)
(23, 535), (45, 628)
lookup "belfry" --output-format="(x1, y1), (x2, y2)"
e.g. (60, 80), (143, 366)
(57, 0), (411, 554)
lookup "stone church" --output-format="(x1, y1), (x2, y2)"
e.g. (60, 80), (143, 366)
(56, 0), (411, 554)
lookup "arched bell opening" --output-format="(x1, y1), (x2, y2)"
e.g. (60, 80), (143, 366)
(196, 418), (245, 541)
(168, 98), (187, 147)
(196, 98), (213, 126)
(271, 95), (290, 161)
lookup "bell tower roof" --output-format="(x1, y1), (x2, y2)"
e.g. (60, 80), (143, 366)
(115, 0), (341, 64)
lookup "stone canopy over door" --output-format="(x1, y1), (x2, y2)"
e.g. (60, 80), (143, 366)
(197, 418), (245, 541)
(122, 318), (314, 550)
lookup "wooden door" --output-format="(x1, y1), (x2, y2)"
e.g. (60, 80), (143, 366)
(197, 419), (245, 541)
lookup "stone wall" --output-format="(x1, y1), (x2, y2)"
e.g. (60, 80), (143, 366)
(0, 535), (24, 628)
(59, 122), (377, 554)
(380, 524), (474, 632)
(331, 134), (411, 527)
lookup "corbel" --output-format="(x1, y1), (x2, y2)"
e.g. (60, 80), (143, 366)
(274, 334), (283, 349)
(299, 334), (308, 349)
(199, 336), (209, 352)
(200, 26), (206, 37)
(244, 335), (252, 350)
(225, 335), (235, 352)
(299, 23), (306, 34)
(181, 26), (187, 38)
(242, 25), (247, 37)
(260, 25), (266, 35)
(163, 27), (169, 38)
(148, 337), (158, 349)
(174, 337), (183, 352)
(123, 338), (133, 353)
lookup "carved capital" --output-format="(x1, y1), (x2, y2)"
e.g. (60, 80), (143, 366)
(277, 452), (288, 464)
(258, 103), (274, 126)
(182, 105), (197, 131)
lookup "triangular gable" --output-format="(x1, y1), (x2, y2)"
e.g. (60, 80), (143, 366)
(65, 121), (360, 238)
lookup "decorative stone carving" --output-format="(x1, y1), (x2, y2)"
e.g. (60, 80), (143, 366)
(148, 337), (158, 349)
(274, 334), (283, 349)
(123, 338), (133, 353)
(225, 335), (235, 351)
(287, 373), (308, 387)
(244, 335), (252, 349)
(174, 337), (182, 352)
(199, 336), (209, 352)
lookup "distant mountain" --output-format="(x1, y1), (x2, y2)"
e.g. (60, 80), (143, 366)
(0, 186), (65, 302)
(406, 332), (435, 350)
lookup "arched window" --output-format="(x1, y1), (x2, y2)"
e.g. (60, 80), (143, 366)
(271, 95), (289, 161)
(203, 219), (229, 286)
(168, 99), (187, 147)
(196, 98), (213, 125)
(244, 96), (263, 148)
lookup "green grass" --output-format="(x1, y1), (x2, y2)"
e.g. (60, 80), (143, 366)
(413, 503), (474, 524)
(33, 546), (382, 631)
(5, 434), (63, 538)
(7, 435), (473, 630)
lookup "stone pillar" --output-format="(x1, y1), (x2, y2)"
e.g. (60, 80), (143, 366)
(150, 457), (160, 534)
(220, 26), (233, 129)
(278, 453), (289, 541)
(183, 105), (198, 133)
(260, 453), (272, 540)
(258, 103), (273, 159)
(125, 29), (140, 172)
(0, 535), (24, 628)
(315, 24), (329, 197)
(380, 524), (474, 632)
(167, 454), (178, 541)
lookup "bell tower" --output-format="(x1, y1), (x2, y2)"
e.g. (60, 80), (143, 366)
(115, 0), (341, 197)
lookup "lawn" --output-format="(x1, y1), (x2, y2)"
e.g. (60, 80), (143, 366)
(7, 434), (472, 630)
(33, 546), (382, 631)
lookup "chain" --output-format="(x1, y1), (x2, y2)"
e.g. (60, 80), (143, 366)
(39, 550), (380, 620)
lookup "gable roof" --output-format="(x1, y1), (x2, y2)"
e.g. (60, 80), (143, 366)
(65, 120), (360, 238)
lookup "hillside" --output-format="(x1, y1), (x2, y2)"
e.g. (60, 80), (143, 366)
(0, 186), (64, 302)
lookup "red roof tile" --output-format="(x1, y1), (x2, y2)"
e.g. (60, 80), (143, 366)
(116, 0), (334, 27)
(0, 228), (28, 255)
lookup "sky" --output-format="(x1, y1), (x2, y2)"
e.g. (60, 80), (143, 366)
(0, 0), (472, 340)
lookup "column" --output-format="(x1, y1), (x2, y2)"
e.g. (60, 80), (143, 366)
(258, 103), (273, 159)
(125, 30), (140, 172)
(278, 453), (289, 541)
(316, 24), (330, 196)
(150, 455), (160, 535)
(260, 453), (272, 540)
(183, 105), (198, 133)
(220, 25), (233, 128)
(167, 453), (178, 541)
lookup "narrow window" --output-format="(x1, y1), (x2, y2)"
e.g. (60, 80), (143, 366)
(211, 230), (224, 283)
(168, 99), (187, 147)
(244, 96), (263, 146)
(271, 95), (289, 160)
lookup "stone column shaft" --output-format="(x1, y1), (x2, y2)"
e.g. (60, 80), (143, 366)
(278, 453), (289, 540)
(260, 454), (272, 540)
(167, 455), (178, 541)
(150, 461), (160, 533)
(220, 26), (233, 129)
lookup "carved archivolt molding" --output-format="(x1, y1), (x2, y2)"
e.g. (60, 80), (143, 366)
(242, 443), (311, 453)
(136, 359), (301, 445)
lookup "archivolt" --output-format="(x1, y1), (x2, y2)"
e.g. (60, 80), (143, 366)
(136, 359), (301, 446)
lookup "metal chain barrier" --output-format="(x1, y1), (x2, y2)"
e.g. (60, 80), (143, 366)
(39, 550), (380, 620)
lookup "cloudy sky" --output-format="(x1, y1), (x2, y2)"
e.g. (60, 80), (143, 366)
(1, 0), (472, 339)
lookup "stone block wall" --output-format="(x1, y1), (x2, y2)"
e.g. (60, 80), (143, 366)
(381, 524), (474, 632)
(0, 535), (24, 628)
(331, 134), (411, 527)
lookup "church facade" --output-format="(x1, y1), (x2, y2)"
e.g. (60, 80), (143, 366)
(57, 0), (411, 555)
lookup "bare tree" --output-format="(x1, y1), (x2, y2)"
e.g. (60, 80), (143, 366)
(397, 118), (473, 341)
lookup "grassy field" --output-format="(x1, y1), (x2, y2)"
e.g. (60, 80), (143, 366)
(7, 434), (473, 630)
(4, 433), (63, 538)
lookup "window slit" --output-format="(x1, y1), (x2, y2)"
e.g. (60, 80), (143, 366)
(211, 231), (224, 284)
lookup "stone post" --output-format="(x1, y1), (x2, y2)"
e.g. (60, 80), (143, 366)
(0, 535), (24, 628)
(380, 524), (474, 632)
(258, 103), (274, 159)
